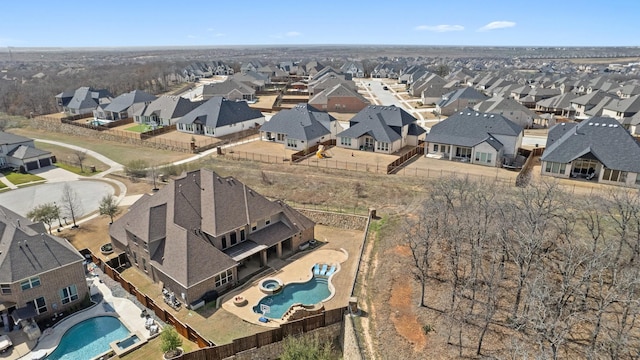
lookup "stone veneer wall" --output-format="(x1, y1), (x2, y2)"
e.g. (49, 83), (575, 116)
(225, 322), (342, 360)
(297, 210), (368, 231)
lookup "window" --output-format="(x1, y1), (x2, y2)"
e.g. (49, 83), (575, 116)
(376, 142), (389, 152)
(143, 242), (148, 252)
(277, 133), (285, 141)
(215, 269), (233, 287)
(287, 138), (297, 147)
(252, 223), (257, 231)
(572, 159), (598, 175)
(545, 162), (567, 174)
(60, 285), (78, 304)
(32, 297), (47, 314)
(21, 277), (41, 290)
(142, 258), (147, 271)
(221, 236), (227, 249)
(265, 219), (270, 225)
(240, 229), (245, 241)
(132, 251), (138, 264)
(230, 232), (237, 246)
(1, 284), (10, 294)
(340, 137), (352, 146)
(474, 152), (493, 164)
(602, 168), (627, 183)
(456, 147), (472, 159)
(433, 144), (438, 152)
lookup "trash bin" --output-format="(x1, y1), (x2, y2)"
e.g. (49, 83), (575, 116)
(90, 165), (96, 172)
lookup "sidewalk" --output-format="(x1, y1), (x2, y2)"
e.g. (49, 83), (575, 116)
(0, 174), (17, 189)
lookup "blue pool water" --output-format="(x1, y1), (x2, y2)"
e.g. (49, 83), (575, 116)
(46, 316), (130, 360)
(116, 334), (140, 349)
(253, 277), (331, 319)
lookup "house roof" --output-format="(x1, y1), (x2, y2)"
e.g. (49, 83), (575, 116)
(176, 97), (263, 128)
(0, 132), (32, 146)
(536, 93), (579, 110)
(437, 87), (488, 108)
(338, 115), (402, 143)
(603, 95), (640, 113)
(426, 108), (523, 148)
(0, 205), (84, 283)
(110, 169), (314, 289)
(66, 87), (112, 111)
(475, 96), (539, 118)
(571, 90), (615, 106)
(201, 78), (255, 97)
(308, 83), (369, 105)
(541, 117), (640, 173)
(260, 103), (335, 141)
(7, 145), (50, 160)
(103, 90), (157, 113)
(350, 105), (418, 128)
(133, 96), (203, 120)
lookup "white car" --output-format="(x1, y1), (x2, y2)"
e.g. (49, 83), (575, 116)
(0, 334), (12, 353)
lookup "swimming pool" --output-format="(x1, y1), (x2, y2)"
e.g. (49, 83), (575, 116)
(253, 277), (331, 319)
(46, 316), (130, 360)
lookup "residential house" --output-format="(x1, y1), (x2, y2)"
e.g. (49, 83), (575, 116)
(535, 93), (579, 118)
(340, 61), (365, 78)
(308, 83), (370, 113)
(108, 169), (315, 304)
(55, 87), (112, 115)
(240, 61), (263, 74)
(570, 90), (617, 119)
(232, 71), (270, 92)
(409, 73), (446, 98)
(515, 88), (561, 109)
(0, 132), (52, 170)
(132, 96), (202, 127)
(540, 117), (640, 187)
(474, 96), (538, 129)
(0, 205), (89, 327)
(336, 105), (426, 154)
(621, 111), (640, 135)
(196, 79), (256, 102)
(421, 79), (458, 105)
(260, 103), (344, 150)
(398, 65), (427, 84)
(601, 95), (640, 120)
(436, 87), (489, 116)
(96, 90), (157, 121)
(371, 63), (399, 79)
(425, 109), (523, 167)
(617, 84), (640, 99)
(176, 97), (264, 138)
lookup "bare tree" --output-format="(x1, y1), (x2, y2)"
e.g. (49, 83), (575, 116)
(73, 150), (88, 173)
(405, 208), (438, 307)
(60, 183), (82, 228)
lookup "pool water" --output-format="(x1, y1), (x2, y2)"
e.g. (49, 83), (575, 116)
(116, 334), (140, 349)
(46, 316), (130, 360)
(253, 277), (331, 319)
(263, 280), (280, 290)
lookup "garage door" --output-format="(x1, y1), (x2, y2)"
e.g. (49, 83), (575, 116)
(39, 158), (51, 167)
(26, 161), (38, 171)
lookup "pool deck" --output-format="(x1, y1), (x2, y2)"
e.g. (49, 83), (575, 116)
(11, 275), (154, 360)
(221, 248), (348, 328)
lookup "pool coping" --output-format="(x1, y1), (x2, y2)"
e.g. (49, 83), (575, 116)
(221, 248), (348, 327)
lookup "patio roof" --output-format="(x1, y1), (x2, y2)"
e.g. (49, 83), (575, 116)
(224, 240), (267, 262)
(11, 304), (37, 323)
(0, 301), (15, 312)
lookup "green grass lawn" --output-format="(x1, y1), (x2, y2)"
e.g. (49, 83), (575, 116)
(0, 181), (6, 189)
(35, 141), (108, 175)
(53, 162), (98, 176)
(118, 335), (197, 359)
(2, 171), (44, 185)
(125, 124), (154, 133)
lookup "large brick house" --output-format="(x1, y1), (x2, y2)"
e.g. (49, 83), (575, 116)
(109, 169), (315, 305)
(0, 205), (88, 329)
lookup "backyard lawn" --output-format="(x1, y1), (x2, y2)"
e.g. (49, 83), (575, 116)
(125, 124), (157, 133)
(2, 170), (44, 185)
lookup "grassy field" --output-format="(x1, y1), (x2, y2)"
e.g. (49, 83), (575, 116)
(9, 127), (192, 166)
(125, 124), (155, 133)
(0, 181), (6, 189)
(35, 141), (109, 175)
(2, 170), (44, 185)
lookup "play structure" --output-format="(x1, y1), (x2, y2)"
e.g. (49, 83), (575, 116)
(316, 145), (332, 158)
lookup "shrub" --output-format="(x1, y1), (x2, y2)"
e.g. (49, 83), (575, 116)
(124, 159), (149, 178)
(161, 326), (183, 357)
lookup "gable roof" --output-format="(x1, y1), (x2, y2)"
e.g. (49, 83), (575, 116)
(201, 78), (255, 97)
(541, 117), (640, 173)
(133, 96), (203, 120)
(0, 205), (83, 283)
(603, 95), (640, 113)
(426, 108), (523, 148)
(104, 90), (157, 113)
(66, 87), (112, 111)
(176, 97), (263, 128)
(260, 103), (335, 141)
(7, 145), (50, 159)
(308, 83), (369, 105)
(0, 132), (32, 146)
(350, 105), (418, 128)
(437, 87), (488, 108)
(337, 105), (423, 142)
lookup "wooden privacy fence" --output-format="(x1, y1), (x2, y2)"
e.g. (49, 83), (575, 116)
(181, 307), (346, 360)
(90, 253), (213, 348)
(386, 143), (425, 174)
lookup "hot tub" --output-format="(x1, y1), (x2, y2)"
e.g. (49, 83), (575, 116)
(259, 278), (283, 294)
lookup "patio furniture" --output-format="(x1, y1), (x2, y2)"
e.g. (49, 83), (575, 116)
(325, 265), (337, 277)
(320, 264), (328, 276)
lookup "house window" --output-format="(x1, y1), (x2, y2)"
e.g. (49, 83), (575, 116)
(143, 242), (148, 252)
(252, 223), (257, 231)
(474, 152), (492, 164)
(455, 147), (472, 159)
(277, 133), (285, 141)
(60, 285), (78, 304)
(602, 168), (627, 183)
(230, 232), (237, 246)
(132, 252), (138, 264)
(287, 138), (297, 147)
(340, 137), (352, 146)
(32, 296), (47, 314)
(266, 219), (270, 225)
(433, 144), (438, 152)
(0, 284), (11, 294)
(376, 142), (389, 152)
(21, 277), (41, 290)
(215, 269), (233, 287)
(572, 159), (598, 175)
(545, 162), (566, 174)
(240, 229), (245, 241)
(221, 236), (227, 249)
(142, 258), (147, 271)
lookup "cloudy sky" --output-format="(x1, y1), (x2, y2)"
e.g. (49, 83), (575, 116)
(0, 0), (637, 47)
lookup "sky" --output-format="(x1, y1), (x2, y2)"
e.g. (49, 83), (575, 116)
(1, 0), (638, 48)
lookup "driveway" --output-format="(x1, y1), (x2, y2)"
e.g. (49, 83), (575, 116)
(0, 180), (114, 218)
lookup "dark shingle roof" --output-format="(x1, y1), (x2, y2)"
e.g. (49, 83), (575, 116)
(260, 104), (335, 141)
(437, 87), (488, 108)
(104, 90), (157, 113)
(7, 145), (50, 159)
(426, 108), (523, 148)
(134, 96), (203, 120)
(336, 105), (419, 142)
(176, 97), (263, 128)
(0, 132), (31, 145)
(0, 205), (84, 283)
(541, 117), (640, 173)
